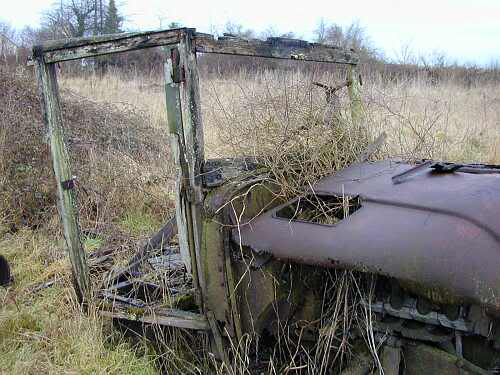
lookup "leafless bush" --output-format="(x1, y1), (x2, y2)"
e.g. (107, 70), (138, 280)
(202, 68), (368, 199)
(0, 70), (174, 236)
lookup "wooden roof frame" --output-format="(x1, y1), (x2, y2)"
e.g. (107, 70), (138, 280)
(33, 28), (363, 342)
(33, 27), (359, 65)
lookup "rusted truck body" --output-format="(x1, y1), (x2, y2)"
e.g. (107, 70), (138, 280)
(237, 159), (500, 311)
(32, 27), (500, 373)
(201, 158), (500, 373)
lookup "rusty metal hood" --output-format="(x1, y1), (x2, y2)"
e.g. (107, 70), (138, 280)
(233, 159), (500, 311)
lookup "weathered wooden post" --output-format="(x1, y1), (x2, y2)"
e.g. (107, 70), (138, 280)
(348, 63), (364, 127)
(33, 48), (90, 302)
(177, 30), (207, 302)
(164, 30), (229, 358)
(164, 48), (193, 275)
(163, 29), (206, 307)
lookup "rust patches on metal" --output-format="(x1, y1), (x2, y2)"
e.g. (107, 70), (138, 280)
(233, 159), (500, 312)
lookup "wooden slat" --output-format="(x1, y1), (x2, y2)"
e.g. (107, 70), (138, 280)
(177, 30), (207, 305)
(195, 33), (359, 65)
(35, 60), (90, 301)
(100, 308), (210, 331)
(164, 48), (197, 280)
(32, 27), (358, 65)
(348, 64), (364, 125)
(34, 28), (188, 63)
(207, 311), (229, 361)
(103, 216), (179, 287)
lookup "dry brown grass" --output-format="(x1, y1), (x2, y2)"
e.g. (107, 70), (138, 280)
(0, 70), (174, 374)
(58, 67), (500, 373)
(61, 67), (500, 170)
(364, 80), (500, 163)
(2, 61), (500, 374)
(0, 229), (158, 374)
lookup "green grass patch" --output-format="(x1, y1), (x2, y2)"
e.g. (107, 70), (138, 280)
(83, 235), (104, 252)
(0, 230), (158, 375)
(118, 211), (160, 237)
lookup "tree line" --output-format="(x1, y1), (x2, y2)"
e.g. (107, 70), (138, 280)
(0, 1), (498, 86)
(0, 1), (374, 61)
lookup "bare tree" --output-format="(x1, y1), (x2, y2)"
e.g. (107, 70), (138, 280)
(41, 0), (96, 39)
(223, 21), (255, 39)
(0, 20), (18, 64)
(313, 19), (377, 60)
(314, 18), (327, 43)
(260, 26), (297, 40)
(395, 40), (416, 65)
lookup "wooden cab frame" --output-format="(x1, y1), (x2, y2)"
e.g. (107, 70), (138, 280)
(32, 27), (361, 346)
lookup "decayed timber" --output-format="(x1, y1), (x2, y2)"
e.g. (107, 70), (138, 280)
(34, 28), (188, 63)
(177, 31), (207, 305)
(195, 33), (359, 65)
(164, 48), (197, 279)
(104, 216), (179, 286)
(32, 27), (359, 65)
(128, 216), (178, 270)
(35, 59), (90, 301)
(202, 157), (261, 187)
(100, 307), (210, 331)
(347, 64), (364, 126)
(358, 132), (387, 162)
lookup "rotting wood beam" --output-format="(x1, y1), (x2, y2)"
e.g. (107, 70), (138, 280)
(164, 47), (198, 279)
(100, 308), (210, 331)
(347, 64), (364, 126)
(102, 216), (179, 287)
(177, 30), (207, 308)
(195, 33), (359, 65)
(34, 56), (90, 301)
(34, 28), (189, 63)
(31, 27), (359, 65)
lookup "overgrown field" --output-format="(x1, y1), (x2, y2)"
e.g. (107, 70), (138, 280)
(1, 64), (499, 374)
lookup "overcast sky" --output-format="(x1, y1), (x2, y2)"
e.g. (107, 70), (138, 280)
(2, 0), (499, 65)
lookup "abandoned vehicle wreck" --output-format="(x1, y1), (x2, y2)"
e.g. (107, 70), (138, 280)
(29, 27), (500, 373)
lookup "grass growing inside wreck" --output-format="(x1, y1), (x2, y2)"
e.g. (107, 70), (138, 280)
(118, 211), (161, 237)
(83, 235), (104, 252)
(2, 61), (500, 374)
(0, 229), (158, 374)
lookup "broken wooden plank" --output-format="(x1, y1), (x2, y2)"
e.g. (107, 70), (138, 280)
(202, 157), (262, 188)
(195, 33), (359, 65)
(100, 291), (146, 308)
(164, 51), (195, 276)
(103, 216), (178, 286)
(29, 278), (56, 293)
(34, 28), (188, 63)
(100, 307), (210, 331)
(35, 59), (90, 301)
(32, 26), (359, 65)
(163, 36), (206, 306)
(177, 30), (207, 306)
(128, 216), (178, 269)
(358, 132), (387, 162)
(348, 64), (364, 126)
(207, 311), (229, 362)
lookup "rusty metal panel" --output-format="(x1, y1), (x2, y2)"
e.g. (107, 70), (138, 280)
(234, 159), (500, 312)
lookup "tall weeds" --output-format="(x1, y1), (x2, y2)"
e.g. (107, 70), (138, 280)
(2, 61), (499, 373)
